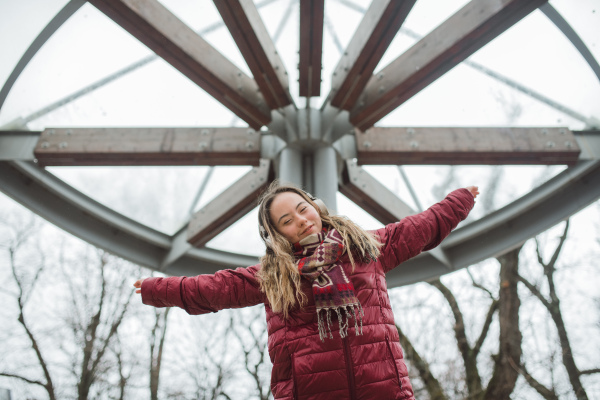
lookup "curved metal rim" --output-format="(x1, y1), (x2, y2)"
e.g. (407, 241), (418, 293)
(386, 160), (600, 287)
(1, 159), (598, 286)
(0, 161), (259, 277)
(0, 0), (86, 113)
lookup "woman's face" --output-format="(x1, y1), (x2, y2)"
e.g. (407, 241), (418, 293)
(269, 191), (323, 244)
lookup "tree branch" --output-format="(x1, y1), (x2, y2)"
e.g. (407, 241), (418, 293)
(395, 324), (447, 400)
(473, 299), (498, 359)
(429, 279), (483, 396)
(514, 361), (559, 400)
(0, 372), (47, 388)
(580, 368), (600, 375)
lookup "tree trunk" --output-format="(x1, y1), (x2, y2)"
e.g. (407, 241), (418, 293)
(484, 247), (522, 399)
(150, 307), (170, 400)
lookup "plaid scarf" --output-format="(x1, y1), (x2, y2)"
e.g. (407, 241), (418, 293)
(294, 228), (364, 341)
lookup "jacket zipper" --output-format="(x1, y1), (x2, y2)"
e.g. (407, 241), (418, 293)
(291, 354), (298, 400)
(342, 337), (357, 400)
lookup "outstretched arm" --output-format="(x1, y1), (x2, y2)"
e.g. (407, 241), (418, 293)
(376, 187), (477, 273)
(133, 265), (265, 315)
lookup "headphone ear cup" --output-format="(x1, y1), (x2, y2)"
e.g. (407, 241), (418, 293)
(302, 190), (330, 216)
(313, 198), (329, 216)
(259, 225), (273, 249)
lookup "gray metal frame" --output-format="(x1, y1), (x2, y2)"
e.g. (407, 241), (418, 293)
(1, 0), (599, 287)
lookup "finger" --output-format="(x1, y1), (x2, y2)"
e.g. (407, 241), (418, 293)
(136, 289), (141, 294)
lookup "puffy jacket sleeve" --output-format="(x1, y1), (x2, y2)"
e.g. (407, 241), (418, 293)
(140, 264), (265, 315)
(375, 188), (474, 273)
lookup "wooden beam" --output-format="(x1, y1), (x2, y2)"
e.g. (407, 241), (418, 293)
(33, 128), (261, 166)
(214, 0), (293, 109)
(328, 0), (416, 109)
(88, 0), (271, 129)
(339, 159), (414, 225)
(355, 127), (581, 166)
(299, 0), (324, 97)
(350, 0), (547, 130)
(187, 159), (273, 247)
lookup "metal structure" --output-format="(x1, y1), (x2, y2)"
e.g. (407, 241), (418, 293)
(1, 0), (599, 286)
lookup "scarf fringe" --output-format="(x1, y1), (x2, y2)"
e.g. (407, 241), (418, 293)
(317, 303), (364, 342)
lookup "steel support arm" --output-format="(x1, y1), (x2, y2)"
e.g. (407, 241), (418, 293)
(214, 0), (293, 109)
(339, 159), (451, 267)
(355, 127), (581, 166)
(299, 0), (325, 97)
(339, 159), (415, 224)
(88, 0), (271, 129)
(187, 159), (273, 248)
(328, 0), (416, 109)
(31, 127), (261, 166)
(350, 0), (547, 130)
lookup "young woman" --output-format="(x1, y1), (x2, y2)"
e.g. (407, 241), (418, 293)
(134, 182), (479, 400)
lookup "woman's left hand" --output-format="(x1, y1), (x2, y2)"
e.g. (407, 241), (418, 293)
(465, 186), (479, 199)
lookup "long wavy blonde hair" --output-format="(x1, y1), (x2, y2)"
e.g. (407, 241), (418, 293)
(256, 181), (382, 318)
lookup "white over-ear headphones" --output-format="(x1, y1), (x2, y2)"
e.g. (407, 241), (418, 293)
(259, 189), (329, 251)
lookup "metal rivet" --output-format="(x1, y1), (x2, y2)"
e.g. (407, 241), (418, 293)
(66, 129), (72, 135)
(59, 142), (68, 149)
(247, 129), (254, 135)
(565, 141), (572, 148)
(410, 141), (419, 149)
(378, 86), (385, 94)
(378, 73), (384, 80)
(246, 142), (254, 149)
(363, 141), (372, 148)
(48, 129), (55, 135)
(201, 129), (209, 135)
(199, 142), (208, 149)
(41, 142), (49, 149)
(546, 141), (555, 148)
(237, 71), (242, 77)
(560, 129), (567, 135)
(407, 128), (415, 135)
(541, 128), (548, 135)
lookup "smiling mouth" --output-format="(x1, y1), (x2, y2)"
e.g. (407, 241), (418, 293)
(301, 225), (313, 236)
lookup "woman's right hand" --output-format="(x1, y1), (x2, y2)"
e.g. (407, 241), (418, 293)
(133, 278), (145, 294)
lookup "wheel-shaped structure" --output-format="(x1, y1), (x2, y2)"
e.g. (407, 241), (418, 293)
(1, 0), (599, 286)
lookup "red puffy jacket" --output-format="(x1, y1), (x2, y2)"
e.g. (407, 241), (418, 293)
(141, 189), (474, 400)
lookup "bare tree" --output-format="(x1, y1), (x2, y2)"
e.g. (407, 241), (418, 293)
(57, 246), (136, 400)
(231, 307), (272, 400)
(0, 214), (56, 400)
(517, 220), (599, 399)
(161, 312), (235, 400)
